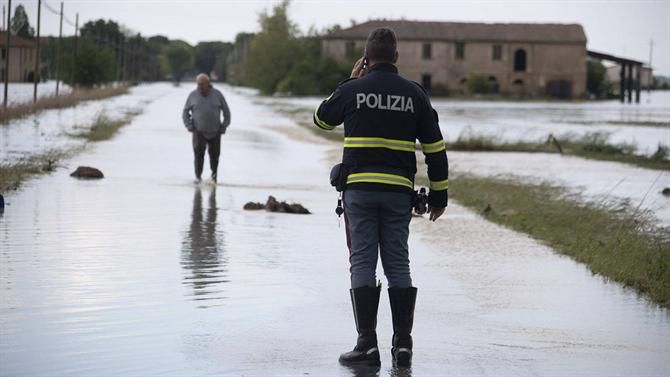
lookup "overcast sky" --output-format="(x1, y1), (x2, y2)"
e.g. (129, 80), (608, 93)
(7, 0), (670, 75)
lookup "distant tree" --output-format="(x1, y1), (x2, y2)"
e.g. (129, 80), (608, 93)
(80, 19), (124, 42)
(194, 41), (232, 77)
(243, 0), (300, 94)
(165, 41), (193, 82)
(225, 32), (255, 85)
(10, 5), (35, 38)
(61, 40), (114, 87)
(80, 20), (126, 80)
(587, 60), (608, 98)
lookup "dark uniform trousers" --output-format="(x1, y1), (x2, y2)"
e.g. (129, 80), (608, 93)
(344, 190), (414, 288)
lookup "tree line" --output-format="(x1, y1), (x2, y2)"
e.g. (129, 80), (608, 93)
(10, 1), (348, 95)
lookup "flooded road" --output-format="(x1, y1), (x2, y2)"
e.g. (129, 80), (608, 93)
(1, 84), (669, 376)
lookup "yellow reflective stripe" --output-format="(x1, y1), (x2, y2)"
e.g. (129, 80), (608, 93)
(346, 172), (413, 189)
(429, 179), (449, 191)
(344, 137), (416, 152)
(314, 103), (336, 130)
(422, 140), (446, 154)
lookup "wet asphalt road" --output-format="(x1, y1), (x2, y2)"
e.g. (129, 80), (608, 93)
(1, 83), (668, 376)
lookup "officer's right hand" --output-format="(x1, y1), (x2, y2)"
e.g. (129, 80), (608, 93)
(427, 206), (445, 222)
(350, 57), (366, 79)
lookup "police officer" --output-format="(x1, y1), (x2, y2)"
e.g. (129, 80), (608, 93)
(314, 28), (448, 367)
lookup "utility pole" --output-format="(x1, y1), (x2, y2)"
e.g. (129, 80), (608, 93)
(55, 1), (62, 96)
(3, 0), (11, 109)
(71, 12), (78, 88)
(33, 0), (41, 103)
(648, 39), (654, 98)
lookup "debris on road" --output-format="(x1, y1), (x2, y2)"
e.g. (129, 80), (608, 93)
(244, 195), (310, 214)
(70, 166), (104, 179)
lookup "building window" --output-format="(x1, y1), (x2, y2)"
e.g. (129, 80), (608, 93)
(345, 41), (356, 58)
(422, 43), (432, 59)
(514, 49), (527, 71)
(492, 45), (502, 61)
(455, 42), (465, 60)
(421, 74), (432, 92)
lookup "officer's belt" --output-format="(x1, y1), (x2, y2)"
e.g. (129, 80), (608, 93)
(346, 165), (414, 189)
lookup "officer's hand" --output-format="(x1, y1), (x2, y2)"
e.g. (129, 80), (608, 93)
(427, 206), (446, 222)
(350, 57), (366, 79)
(220, 127), (227, 134)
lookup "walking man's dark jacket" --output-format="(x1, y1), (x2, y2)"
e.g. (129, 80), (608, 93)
(314, 63), (449, 207)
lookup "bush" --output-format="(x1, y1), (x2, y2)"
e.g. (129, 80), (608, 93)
(465, 74), (493, 95)
(587, 60), (609, 98)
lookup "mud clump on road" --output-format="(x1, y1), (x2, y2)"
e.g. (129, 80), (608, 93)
(244, 196), (310, 214)
(662, 187), (670, 196)
(70, 166), (104, 179)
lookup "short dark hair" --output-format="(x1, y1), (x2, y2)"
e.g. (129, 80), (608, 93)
(366, 28), (397, 62)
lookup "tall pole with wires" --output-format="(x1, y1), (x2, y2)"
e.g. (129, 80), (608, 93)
(71, 12), (77, 88)
(33, 0), (41, 103)
(54, 1), (62, 96)
(3, 0), (11, 109)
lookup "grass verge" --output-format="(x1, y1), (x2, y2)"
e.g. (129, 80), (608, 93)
(435, 174), (670, 308)
(0, 149), (76, 192)
(0, 85), (130, 124)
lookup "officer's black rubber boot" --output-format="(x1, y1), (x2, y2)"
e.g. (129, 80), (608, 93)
(339, 285), (381, 367)
(388, 287), (417, 367)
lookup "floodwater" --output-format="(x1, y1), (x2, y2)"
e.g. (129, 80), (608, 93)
(259, 90), (670, 156)
(0, 81), (73, 107)
(1, 84), (669, 376)
(258, 92), (670, 226)
(1, 83), (160, 163)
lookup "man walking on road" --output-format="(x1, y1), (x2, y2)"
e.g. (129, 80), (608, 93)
(182, 74), (231, 183)
(314, 28), (449, 368)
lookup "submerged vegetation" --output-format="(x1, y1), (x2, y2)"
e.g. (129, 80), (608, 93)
(443, 174), (670, 308)
(1, 109), (142, 192)
(449, 132), (670, 171)
(70, 110), (141, 142)
(273, 102), (669, 171)
(0, 150), (75, 192)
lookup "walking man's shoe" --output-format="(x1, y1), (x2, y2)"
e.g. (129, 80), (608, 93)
(339, 285), (382, 367)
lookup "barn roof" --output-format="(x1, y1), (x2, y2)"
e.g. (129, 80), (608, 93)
(324, 20), (587, 44)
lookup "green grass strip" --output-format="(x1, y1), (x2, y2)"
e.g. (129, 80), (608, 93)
(438, 174), (670, 308)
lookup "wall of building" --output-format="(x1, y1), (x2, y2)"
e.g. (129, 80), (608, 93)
(0, 46), (37, 82)
(322, 38), (587, 98)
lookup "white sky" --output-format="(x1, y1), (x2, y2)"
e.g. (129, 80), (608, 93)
(7, 0), (670, 75)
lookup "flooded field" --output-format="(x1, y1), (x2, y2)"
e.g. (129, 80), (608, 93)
(258, 91), (670, 226)
(0, 81), (73, 107)
(1, 84), (159, 163)
(1, 84), (669, 376)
